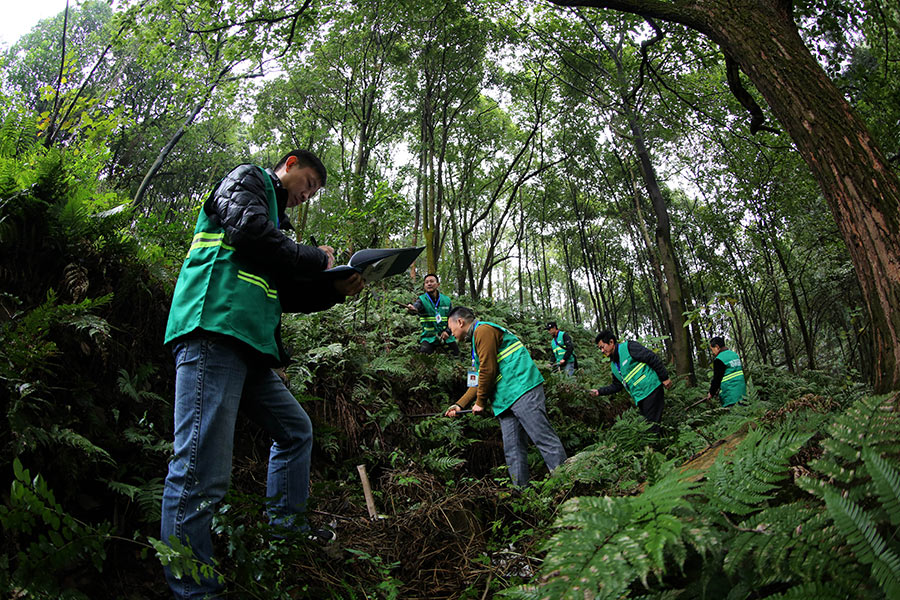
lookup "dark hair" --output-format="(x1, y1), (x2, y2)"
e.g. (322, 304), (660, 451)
(424, 273), (439, 283)
(595, 329), (616, 344)
(710, 336), (726, 348)
(546, 321), (558, 330)
(274, 150), (327, 187)
(448, 306), (476, 322)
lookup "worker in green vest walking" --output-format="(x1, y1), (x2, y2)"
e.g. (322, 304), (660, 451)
(589, 330), (672, 436)
(443, 307), (566, 487)
(161, 150), (365, 599)
(706, 336), (746, 407)
(405, 273), (460, 355)
(546, 321), (576, 377)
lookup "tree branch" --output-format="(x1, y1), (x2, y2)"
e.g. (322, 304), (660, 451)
(186, 0), (313, 34)
(547, 0), (705, 31)
(724, 53), (780, 134)
(44, 0), (70, 148)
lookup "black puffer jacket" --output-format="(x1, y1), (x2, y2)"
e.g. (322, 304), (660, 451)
(203, 164), (327, 272)
(203, 164), (341, 313)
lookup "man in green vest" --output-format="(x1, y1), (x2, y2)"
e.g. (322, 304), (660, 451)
(546, 321), (576, 377)
(161, 150), (365, 599)
(443, 307), (566, 486)
(405, 273), (459, 355)
(705, 336), (746, 407)
(589, 330), (672, 435)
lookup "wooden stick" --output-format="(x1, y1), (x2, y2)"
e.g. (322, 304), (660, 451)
(406, 409), (472, 418)
(356, 464), (378, 519)
(686, 396), (710, 411)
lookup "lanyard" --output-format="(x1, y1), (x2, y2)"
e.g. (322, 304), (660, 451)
(470, 321), (480, 369)
(427, 292), (442, 323)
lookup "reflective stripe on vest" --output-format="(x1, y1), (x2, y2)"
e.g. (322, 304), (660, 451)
(551, 331), (567, 361)
(716, 349), (746, 407)
(188, 232), (235, 253)
(611, 341), (662, 405)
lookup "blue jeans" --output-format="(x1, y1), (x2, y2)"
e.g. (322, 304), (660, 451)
(497, 384), (567, 486)
(160, 336), (313, 599)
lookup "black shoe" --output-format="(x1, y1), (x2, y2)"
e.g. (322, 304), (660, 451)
(307, 527), (337, 544)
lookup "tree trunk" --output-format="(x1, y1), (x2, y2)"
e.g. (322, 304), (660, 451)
(549, 0), (900, 392)
(562, 241), (581, 323)
(132, 90), (211, 208)
(625, 104), (695, 383)
(772, 237), (816, 369)
(760, 235), (796, 372)
(724, 238), (771, 365)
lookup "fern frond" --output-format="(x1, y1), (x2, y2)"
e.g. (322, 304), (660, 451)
(421, 447), (465, 476)
(364, 353), (412, 378)
(804, 394), (900, 503)
(704, 427), (812, 516)
(108, 480), (140, 500)
(505, 470), (700, 600)
(871, 553), (900, 599)
(24, 425), (115, 465)
(761, 581), (854, 599)
(822, 488), (894, 568)
(632, 591), (684, 600)
(725, 503), (856, 585)
(108, 478), (164, 524)
(862, 448), (900, 528)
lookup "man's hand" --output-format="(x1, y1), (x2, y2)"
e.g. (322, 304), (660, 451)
(662, 378), (673, 390)
(273, 367), (289, 385)
(705, 392), (712, 401)
(445, 404), (462, 417)
(405, 303), (417, 314)
(334, 272), (364, 297)
(472, 403), (485, 414)
(589, 389), (600, 397)
(440, 331), (449, 341)
(318, 245), (336, 269)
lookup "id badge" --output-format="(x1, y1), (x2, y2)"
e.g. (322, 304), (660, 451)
(467, 370), (479, 387)
(435, 314), (442, 324)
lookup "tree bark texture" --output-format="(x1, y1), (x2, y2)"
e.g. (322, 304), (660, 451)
(548, 0), (900, 392)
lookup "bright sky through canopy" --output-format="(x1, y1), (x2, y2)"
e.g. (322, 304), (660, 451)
(0, 0), (68, 46)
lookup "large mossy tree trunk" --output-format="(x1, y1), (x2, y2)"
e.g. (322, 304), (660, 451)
(550, 0), (900, 392)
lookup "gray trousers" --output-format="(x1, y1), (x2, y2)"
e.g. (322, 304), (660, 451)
(497, 384), (567, 486)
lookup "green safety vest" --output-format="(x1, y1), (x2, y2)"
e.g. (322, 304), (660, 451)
(716, 349), (746, 407)
(164, 166), (283, 361)
(472, 321), (544, 416)
(418, 292), (456, 344)
(550, 330), (574, 363)
(610, 341), (662, 405)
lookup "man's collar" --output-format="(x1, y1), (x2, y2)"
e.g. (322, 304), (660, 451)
(265, 168), (293, 231)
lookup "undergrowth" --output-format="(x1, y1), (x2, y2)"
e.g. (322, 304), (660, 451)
(2, 97), (895, 599)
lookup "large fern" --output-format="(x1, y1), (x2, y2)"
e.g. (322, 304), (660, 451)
(724, 502), (856, 588)
(702, 426), (813, 516)
(789, 394), (900, 598)
(555, 411), (654, 488)
(502, 466), (711, 600)
(803, 394), (899, 502)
